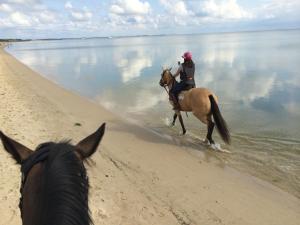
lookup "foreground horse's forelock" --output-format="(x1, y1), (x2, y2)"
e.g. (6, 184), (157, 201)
(0, 123), (106, 225)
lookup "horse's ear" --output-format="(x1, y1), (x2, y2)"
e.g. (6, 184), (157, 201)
(76, 123), (106, 159)
(0, 131), (33, 164)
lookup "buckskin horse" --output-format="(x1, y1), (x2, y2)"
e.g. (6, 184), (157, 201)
(0, 123), (105, 225)
(160, 68), (230, 145)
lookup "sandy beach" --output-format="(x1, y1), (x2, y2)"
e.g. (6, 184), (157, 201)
(0, 42), (299, 225)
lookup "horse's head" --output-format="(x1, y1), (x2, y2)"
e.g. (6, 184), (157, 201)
(159, 67), (173, 87)
(0, 123), (105, 225)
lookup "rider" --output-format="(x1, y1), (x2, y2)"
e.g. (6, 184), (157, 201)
(170, 51), (196, 109)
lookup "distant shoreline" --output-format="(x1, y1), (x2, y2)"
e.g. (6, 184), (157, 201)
(1, 27), (299, 42)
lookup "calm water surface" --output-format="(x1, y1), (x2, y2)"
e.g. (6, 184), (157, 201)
(7, 30), (300, 197)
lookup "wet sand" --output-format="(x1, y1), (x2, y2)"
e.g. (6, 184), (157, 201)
(0, 42), (299, 225)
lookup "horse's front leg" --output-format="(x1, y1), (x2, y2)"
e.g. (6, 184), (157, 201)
(176, 111), (186, 135)
(171, 113), (177, 126)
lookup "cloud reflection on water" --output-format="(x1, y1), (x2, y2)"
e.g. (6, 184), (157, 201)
(8, 31), (300, 135)
(113, 38), (153, 83)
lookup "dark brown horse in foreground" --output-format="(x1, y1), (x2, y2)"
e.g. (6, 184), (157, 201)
(160, 68), (230, 145)
(0, 123), (105, 225)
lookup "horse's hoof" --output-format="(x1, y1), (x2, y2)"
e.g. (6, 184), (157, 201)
(203, 138), (210, 145)
(182, 130), (186, 135)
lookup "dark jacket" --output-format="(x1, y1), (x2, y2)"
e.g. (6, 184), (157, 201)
(180, 61), (195, 87)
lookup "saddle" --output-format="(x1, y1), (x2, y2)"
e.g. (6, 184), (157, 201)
(178, 84), (195, 100)
(178, 90), (188, 101)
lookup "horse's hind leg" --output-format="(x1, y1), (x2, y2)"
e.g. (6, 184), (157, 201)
(206, 117), (215, 144)
(171, 113), (177, 126)
(193, 112), (214, 144)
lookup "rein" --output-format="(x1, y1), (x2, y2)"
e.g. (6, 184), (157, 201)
(163, 86), (169, 95)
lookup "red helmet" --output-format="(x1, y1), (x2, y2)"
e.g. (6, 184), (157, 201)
(182, 51), (192, 60)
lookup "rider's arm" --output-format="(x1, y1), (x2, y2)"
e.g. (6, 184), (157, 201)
(173, 65), (182, 78)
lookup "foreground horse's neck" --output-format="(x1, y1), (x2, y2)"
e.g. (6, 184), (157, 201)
(23, 143), (92, 225)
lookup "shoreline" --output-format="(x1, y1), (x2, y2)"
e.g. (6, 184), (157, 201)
(0, 43), (299, 224)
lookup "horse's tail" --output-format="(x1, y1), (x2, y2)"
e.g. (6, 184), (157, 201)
(209, 95), (231, 144)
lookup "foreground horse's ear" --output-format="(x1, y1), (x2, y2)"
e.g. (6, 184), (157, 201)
(76, 123), (106, 159)
(0, 131), (33, 164)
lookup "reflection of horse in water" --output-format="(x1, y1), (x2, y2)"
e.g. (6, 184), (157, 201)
(0, 124), (105, 225)
(160, 68), (230, 145)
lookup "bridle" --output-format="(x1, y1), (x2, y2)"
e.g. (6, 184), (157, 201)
(160, 70), (176, 95)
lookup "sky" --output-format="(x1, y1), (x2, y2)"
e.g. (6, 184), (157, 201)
(0, 0), (299, 39)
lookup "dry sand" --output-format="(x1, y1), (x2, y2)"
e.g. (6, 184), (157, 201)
(0, 42), (299, 225)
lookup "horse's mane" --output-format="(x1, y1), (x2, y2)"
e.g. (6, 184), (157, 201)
(36, 142), (92, 225)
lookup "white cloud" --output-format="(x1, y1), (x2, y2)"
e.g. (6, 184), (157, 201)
(5, 0), (41, 5)
(10, 11), (31, 26)
(202, 0), (253, 19)
(108, 0), (154, 27)
(158, 0), (253, 27)
(1, 0), (299, 38)
(65, 3), (93, 22)
(160, 0), (191, 17)
(38, 10), (57, 23)
(70, 8), (92, 22)
(64, 1), (73, 9)
(110, 0), (151, 15)
(0, 3), (13, 12)
(256, 0), (300, 19)
(174, 1), (189, 17)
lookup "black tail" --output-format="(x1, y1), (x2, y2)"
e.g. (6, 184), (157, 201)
(209, 95), (231, 144)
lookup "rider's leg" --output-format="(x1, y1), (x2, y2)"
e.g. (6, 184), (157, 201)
(170, 86), (181, 110)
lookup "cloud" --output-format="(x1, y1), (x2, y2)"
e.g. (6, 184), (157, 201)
(160, 0), (253, 25)
(173, 1), (189, 17)
(65, 2), (93, 22)
(0, 0), (299, 38)
(38, 10), (57, 23)
(6, 0), (41, 4)
(108, 0), (154, 27)
(0, 3), (13, 12)
(64, 1), (72, 9)
(110, 0), (151, 15)
(160, 0), (191, 17)
(0, 0), (60, 30)
(202, 0), (253, 19)
(10, 11), (32, 26)
(256, 0), (300, 19)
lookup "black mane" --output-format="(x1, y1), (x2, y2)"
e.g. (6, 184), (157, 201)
(34, 142), (92, 225)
